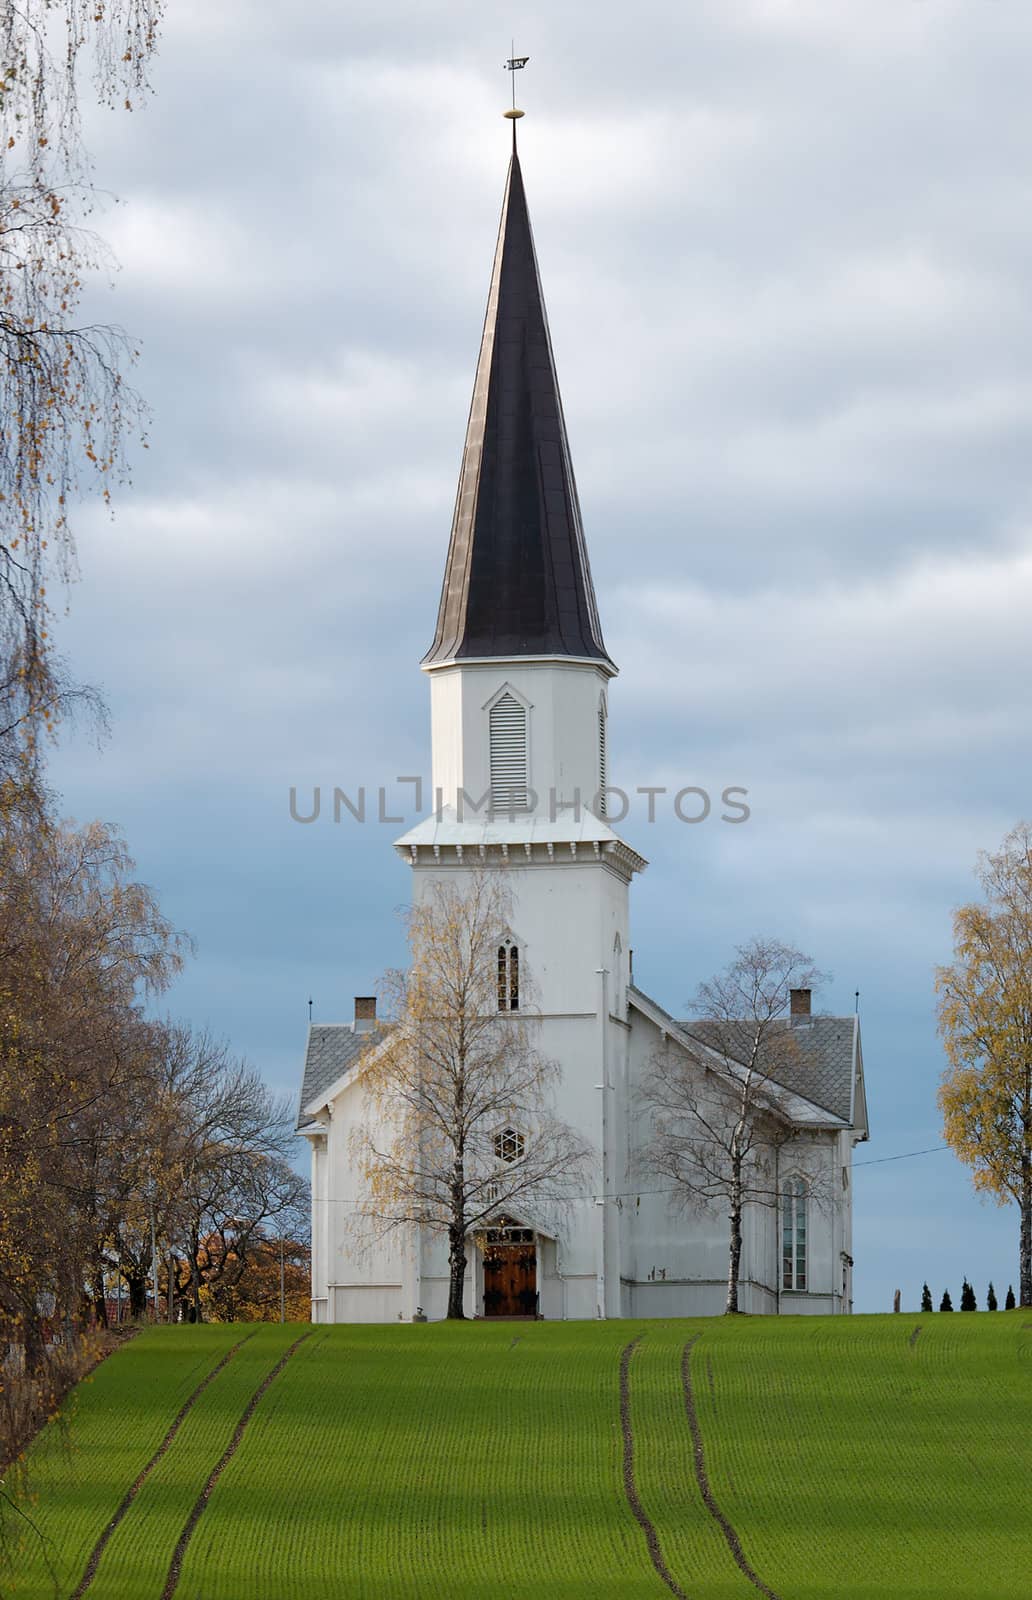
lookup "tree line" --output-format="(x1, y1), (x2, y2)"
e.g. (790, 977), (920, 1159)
(918, 1281), (1016, 1313)
(1, 767), (308, 1368)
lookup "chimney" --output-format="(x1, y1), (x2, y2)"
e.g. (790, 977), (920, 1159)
(790, 988), (811, 1023)
(354, 996), (377, 1033)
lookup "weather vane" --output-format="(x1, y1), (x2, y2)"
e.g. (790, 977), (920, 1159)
(503, 45), (529, 137)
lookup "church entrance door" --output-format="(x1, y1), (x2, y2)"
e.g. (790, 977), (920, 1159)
(481, 1220), (537, 1318)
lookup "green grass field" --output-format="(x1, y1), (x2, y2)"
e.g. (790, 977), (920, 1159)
(2, 1314), (1028, 1599)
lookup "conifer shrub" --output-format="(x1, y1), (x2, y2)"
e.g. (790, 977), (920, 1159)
(1005, 1285), (1016, 1310)
(960, 1279), (977, 1311)
(987, 1282), (997, 1311)
(920, 1283), (933, 1313)
(940, 1289), (953, 1312)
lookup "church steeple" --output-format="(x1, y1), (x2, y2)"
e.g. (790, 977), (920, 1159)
(422, 147), (616, 676)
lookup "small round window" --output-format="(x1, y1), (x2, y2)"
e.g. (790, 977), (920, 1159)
(493, 1127), (525, 1164)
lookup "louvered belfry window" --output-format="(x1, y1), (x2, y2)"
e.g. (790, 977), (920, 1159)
(489, 692), (528, 811)
(598, 698), (607, 816)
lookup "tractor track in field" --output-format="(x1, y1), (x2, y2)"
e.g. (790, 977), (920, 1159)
(160, 1332), (315, 1600)
(680, 1339), (782, 1600)
(70, 1333), (256, 1599)
(618, 1337), (689, 1600)
(909, 1325), (923, 1349)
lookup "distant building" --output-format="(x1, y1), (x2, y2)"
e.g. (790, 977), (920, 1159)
(298, 133), (869, 1322)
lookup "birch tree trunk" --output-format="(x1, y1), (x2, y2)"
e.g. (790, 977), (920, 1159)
(726, 1157), (744, 1315)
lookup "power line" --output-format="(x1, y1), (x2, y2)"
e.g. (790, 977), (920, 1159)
(316, 1144), (951, 1209)
(853, 1144), (947, 1170)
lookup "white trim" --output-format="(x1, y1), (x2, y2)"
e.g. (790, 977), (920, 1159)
(598, 691), (608, 816)
(481, 680), (534, 714)
(423, 653), (618, 679)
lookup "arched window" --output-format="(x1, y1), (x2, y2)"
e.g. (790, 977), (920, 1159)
(782, 1176), (807, 1291)
(598, 695), (607, 816)
(489, 692), (528, 812)
(497, 939), (519, 1011)
(613, 932), (623, 1015)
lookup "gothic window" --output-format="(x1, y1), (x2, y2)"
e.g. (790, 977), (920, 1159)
(598, 695), (607, 816)
(497, 939), (519, 1011)
(489, 691), (528, 811)
(613, 932), (623, 1015)
(493, 1127), (525, 1164)
(782, 1176), (807, 1291)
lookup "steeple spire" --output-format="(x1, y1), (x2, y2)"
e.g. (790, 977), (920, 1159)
(422, 141), (615, 675)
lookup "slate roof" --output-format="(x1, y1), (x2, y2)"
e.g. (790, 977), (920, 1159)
(296, 1024), (381, 1128)
(682, 1016), (858, 1123)
(422, 150), (615, 673)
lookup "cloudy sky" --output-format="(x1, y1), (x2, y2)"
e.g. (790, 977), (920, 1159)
(50, 0), (1032, 1312)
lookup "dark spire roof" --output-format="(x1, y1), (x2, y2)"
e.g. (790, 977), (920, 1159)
(422, 150), (615, 674)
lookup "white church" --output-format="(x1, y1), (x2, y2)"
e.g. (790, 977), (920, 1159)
(297, 129), (869, 1322)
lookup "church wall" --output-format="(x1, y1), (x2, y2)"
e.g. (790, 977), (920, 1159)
(840, 1127), (855, 1311)
(410, 854), (630, 1019)
(620, 1007), (855, 1317)
(311, 990), (857, 1322)
(333, 1285), (404, 1321)
(409, 851), (631, 1319)
(321, 1075), (410, 1323)
(309, 1134), (329, 1320)
(428, 660), (611, 817)
(777, 1129), (848, 1315)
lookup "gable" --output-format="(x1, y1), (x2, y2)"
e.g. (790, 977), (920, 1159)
(627, 985), (857, 1129)
(296, 1024), (378, 1127)
(683, 1015), (857, 1124)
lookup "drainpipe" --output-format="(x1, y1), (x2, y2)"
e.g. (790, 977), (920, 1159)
(775, 1142), (781, 1317)
(830, 1134), (839, 1315)
(595, 966), (609, 1319)
(149, 1179), (159, 1326)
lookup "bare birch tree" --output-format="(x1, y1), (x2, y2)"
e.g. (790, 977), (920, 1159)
(354, 872), (590, 1320)
(640, 938), (827, 1314)
(1, 2), (163, 752)
(146, 1024), (303, 1323)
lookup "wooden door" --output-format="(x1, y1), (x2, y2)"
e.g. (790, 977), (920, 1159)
(483, 1237), (536, 1317)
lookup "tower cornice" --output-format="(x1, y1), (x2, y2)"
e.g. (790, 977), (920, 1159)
(422, 652), (618, 679)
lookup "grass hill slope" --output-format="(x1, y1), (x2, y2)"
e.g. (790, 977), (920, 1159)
(2, 1314), (1028, 1600)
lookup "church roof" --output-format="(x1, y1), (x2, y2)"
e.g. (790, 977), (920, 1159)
(627, 986), (864, 1130)
(422, 149), (615, 674)
(296, 1023), (381, 1128)
(682, 1016), (859, 1125)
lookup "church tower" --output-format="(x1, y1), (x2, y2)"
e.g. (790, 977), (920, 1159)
(395, 129), (647, 1319)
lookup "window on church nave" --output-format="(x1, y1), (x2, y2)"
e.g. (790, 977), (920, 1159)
(497, 940), (519, 1011)
(493, 1127), (525, 1164)
(782, 1175), (808, 1291)
(489, 691), (528, 811)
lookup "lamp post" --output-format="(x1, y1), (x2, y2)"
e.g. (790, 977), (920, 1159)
(149, 1179), (159, 1325)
